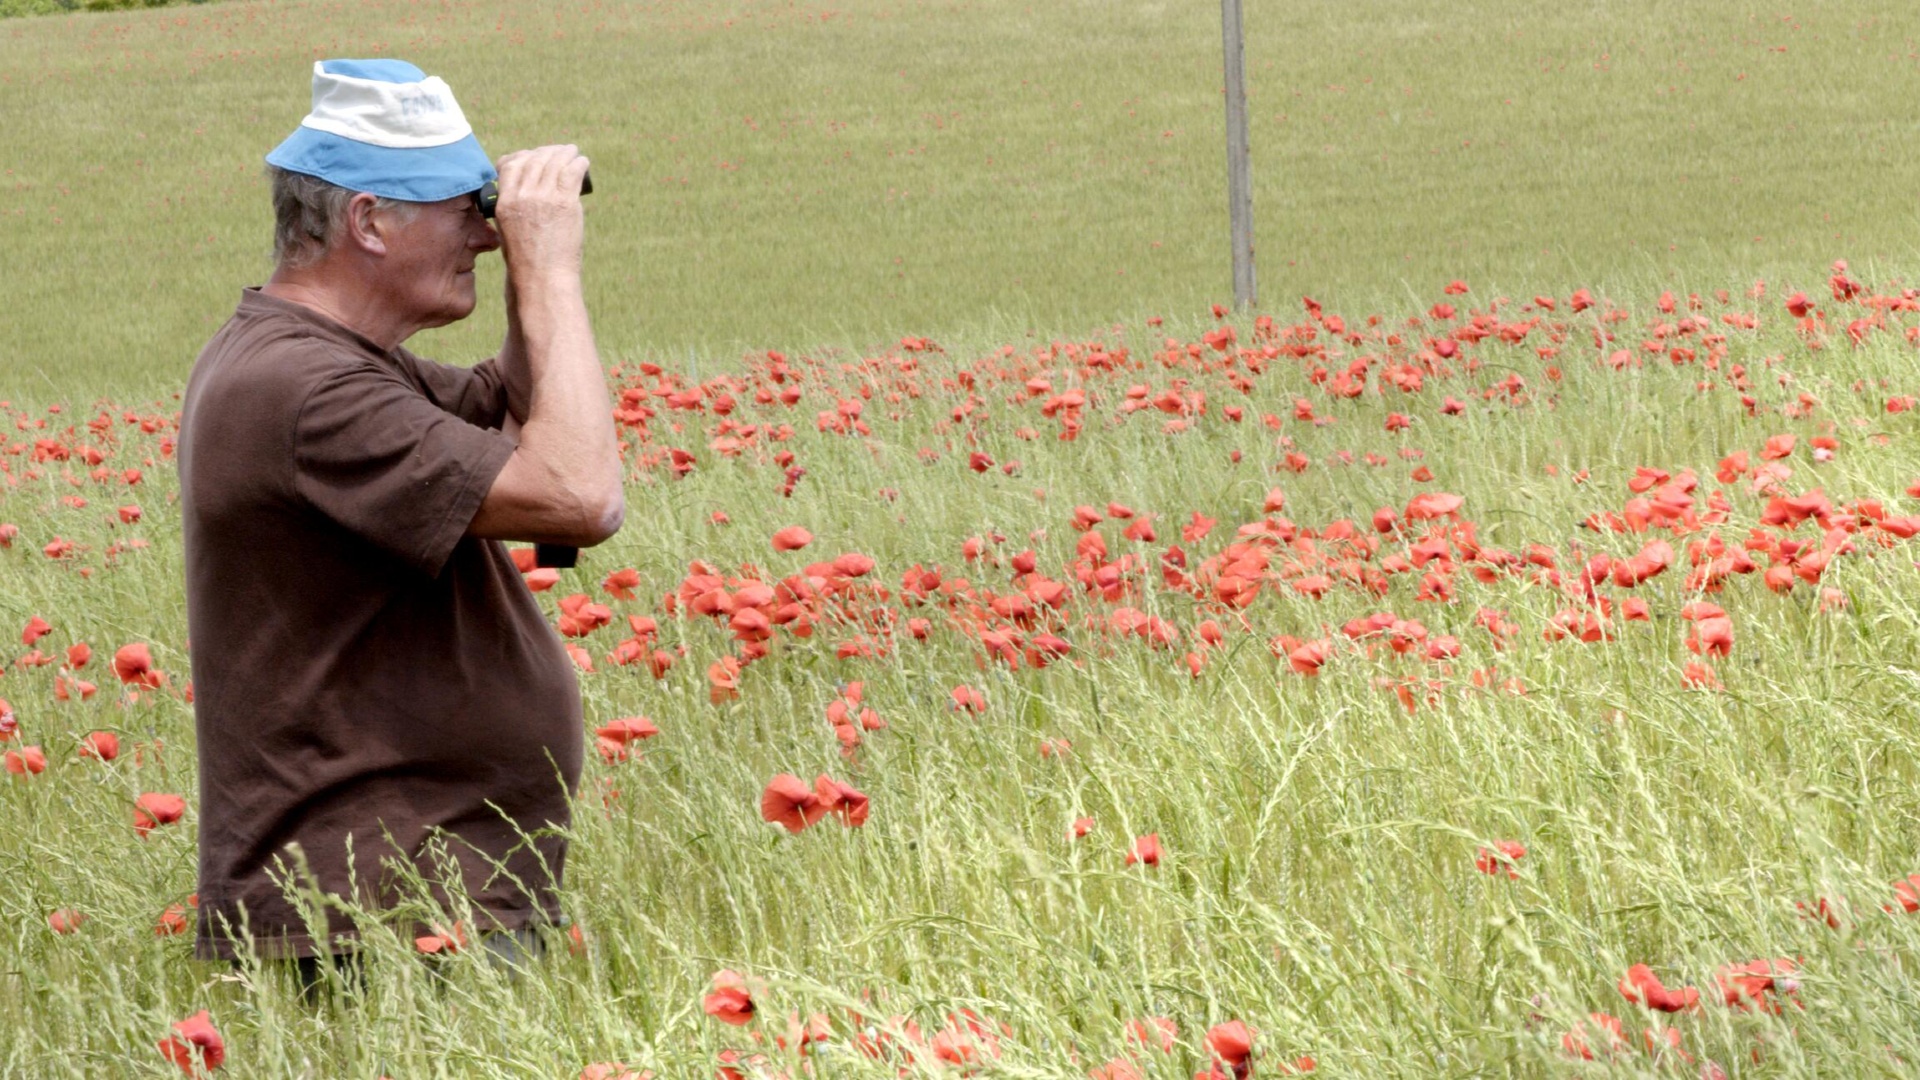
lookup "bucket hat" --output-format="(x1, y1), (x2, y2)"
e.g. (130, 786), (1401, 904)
(265, 59), (496, 203)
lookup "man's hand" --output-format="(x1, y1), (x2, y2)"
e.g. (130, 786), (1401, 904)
(492, 145), (590, 292)
(469, 145), (624, 549)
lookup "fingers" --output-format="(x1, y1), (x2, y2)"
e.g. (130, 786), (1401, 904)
(490, 145), (588, 284)
(561, 153), (591, 194)
(494, 145), (585, 201)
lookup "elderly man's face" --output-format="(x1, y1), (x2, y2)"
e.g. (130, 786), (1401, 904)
(380, 193), (501, 331)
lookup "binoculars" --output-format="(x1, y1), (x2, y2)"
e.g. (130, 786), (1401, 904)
(533, 543), (579, 569)
(477, 168), (593, 571)
(475, 170), (592, 219)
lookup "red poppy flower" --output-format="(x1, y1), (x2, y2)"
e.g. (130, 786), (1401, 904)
(21, 615), (51, 646)
(930, 1026), (982, 1066)
(1685, 615), (1733, 657)
(0, 698), (14, 741)
(5, 746), (46, 776)
(1681, 661), (1721, 690)
(594, 716), (660, 750)
(112, 643), (165, 689)
(558, 594), (615, 637)
(1287, 639), (1331, 676)
(761, 773), (827, 833)
(134, 792), (187, 837)
(1609, 540), (1673, 587)
(1206, 1020), (1253, 1072)
(728, 607), (772, 642)
(931, 1011), (1003, 1066)
(601, 568), (641, 600)
(1069, 504), (1105, 532)
(1124, 1017), (1177, 1053)
(48, 908), (85, 934)
(1617, 964), (1700, 1012)
(65, 642), (91, 669)
(157, 1010), (225, 1075)
(1888, 872), (1920, 914)
(1126, 833), (1163, 867)
(708, 657), (743, 704)
(1714, 958), (1798, 1013)
(1797, 895), (1843, 929)
(54, 676), (96, 702)
(1475, 840), (1526, 878)
(813, 774), (870, 827)
(1561, 1011), (1627, 1061)
(591, 711), (660, 760)
(832, 552), (876, 577)
(703, 969), (757, 1025)
(156, 903), (192, 937)
(1090, 1059), (1144, 1080)
(414, 921), (468, 955)
(1403, 492), (1462, 521)
(772, 526), (813, 551)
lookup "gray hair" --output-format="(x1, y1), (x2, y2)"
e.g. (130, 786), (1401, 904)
(268, 165), (420, 269)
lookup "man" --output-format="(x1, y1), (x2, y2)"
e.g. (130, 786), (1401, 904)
(177, 59), (623, 970)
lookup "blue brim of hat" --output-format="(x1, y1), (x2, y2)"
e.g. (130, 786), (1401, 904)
(266, 125), (497, 203)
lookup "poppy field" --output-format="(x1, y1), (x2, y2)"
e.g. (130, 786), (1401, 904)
(14, 279), (1920, 1077)
(11, 1), (1920, 1078)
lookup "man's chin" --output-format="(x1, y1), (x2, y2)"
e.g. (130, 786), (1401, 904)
(432, 289), (479, 328)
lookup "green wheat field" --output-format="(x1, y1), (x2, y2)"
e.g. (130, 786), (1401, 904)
(7, 0), (1920, 1077)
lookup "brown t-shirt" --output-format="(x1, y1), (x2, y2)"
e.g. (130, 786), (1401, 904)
(179, 288), (583, 960)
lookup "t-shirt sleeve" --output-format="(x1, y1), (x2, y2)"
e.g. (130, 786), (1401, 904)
(293, 362), (517, 577)
(398, 349), (513, 430)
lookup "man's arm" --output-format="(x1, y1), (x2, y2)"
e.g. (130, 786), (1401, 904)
(494, 273), (532, 433)
(468, 145), (624, 548)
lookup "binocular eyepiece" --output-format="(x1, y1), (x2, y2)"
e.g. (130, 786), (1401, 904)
(475, 170), (593, 219)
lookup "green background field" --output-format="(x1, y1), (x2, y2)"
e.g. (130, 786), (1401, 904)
(5, 0), (1920, 391)
(9, 2), (1920, 1078)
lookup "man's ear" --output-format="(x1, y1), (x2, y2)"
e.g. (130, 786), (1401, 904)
(339, 192), (393, 257)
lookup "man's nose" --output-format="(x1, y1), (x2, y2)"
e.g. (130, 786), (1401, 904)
(472, 218), (502, 254)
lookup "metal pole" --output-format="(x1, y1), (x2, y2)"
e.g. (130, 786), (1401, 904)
(1221, 0), (1257, 311)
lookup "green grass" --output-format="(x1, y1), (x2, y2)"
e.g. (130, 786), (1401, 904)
(6, 0), (1920, 1077)
(0, 1), (202, 17)
(6, 0), (1920, 394)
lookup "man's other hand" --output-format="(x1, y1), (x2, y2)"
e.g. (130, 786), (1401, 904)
(492, 145), (590, 290)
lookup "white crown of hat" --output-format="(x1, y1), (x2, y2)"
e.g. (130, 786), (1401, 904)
(296, 61), (475, 150)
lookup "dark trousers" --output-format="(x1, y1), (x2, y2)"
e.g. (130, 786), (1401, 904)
(278, 928), (543, 1004)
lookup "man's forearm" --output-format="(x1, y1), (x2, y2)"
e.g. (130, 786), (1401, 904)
(496, 278), (533, 428)
(511, 276), (623, 531)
